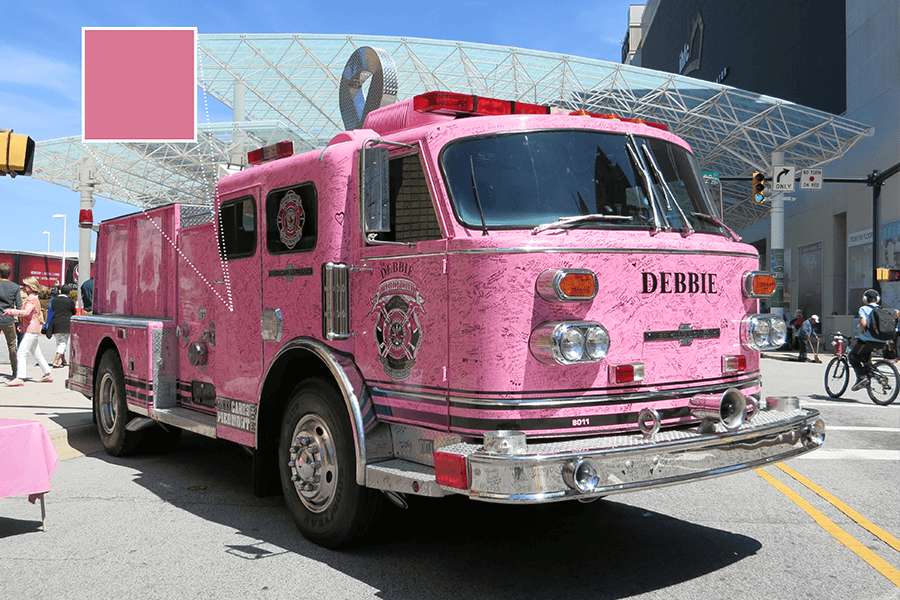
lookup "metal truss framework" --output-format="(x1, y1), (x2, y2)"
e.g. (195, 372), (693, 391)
(32, 34), (872, 232)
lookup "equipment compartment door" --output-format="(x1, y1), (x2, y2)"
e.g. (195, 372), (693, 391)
(199, 191), (263, 410)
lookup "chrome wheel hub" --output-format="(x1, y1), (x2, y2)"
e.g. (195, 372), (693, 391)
(98, 372), (118, 435)
(288, 414), (338, 513)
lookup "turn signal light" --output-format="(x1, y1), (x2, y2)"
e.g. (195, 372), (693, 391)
(536, 269), (597, 302)
(722, 355), (747, 373)
(742, 271), (777, 298)
(559, 272), (596, 298)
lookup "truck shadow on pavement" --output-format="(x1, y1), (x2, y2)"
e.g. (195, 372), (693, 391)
(807, 393), (871, 404)
(79, 430), (762, 600)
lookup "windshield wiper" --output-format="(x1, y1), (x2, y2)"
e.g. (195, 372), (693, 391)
(641, 144), (694, 236)
(532, 213), (632, 234)
(625, 137), (665, 234)
(469, 155), (489, 236)
(691, 212), (741, 241)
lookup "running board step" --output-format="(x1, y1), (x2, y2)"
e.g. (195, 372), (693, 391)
(150, 407), (217, 438)
(365, 459), (447, 498)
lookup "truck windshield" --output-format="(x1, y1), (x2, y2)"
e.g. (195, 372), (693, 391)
(441, 130), (725, 235)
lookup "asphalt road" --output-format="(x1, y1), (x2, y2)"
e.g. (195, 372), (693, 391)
(0, 355), (898, 600)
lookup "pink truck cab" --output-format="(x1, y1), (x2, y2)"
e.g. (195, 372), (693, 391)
(68, 91), (824, 548)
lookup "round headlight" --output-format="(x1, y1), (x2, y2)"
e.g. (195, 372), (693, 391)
(584, 325), (610, 360)
(559, 327), (585, 362)
(751, 319), (770, 348)
(768, 318), (787, 348)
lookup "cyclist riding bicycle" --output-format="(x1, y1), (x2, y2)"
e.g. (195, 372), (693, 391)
(849, 289), (887, 391)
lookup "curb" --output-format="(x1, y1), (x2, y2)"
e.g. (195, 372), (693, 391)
(48, 422), (102, 461)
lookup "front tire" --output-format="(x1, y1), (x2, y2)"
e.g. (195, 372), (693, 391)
(824, 356), (849, 398)
(867, 360), (899, 405)
(278, 378), (381, 548)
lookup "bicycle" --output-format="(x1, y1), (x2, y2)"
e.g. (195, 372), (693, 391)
(824, 333), (899, 405)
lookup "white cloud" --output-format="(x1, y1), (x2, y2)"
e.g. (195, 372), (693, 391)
(0, 46), (80, 101)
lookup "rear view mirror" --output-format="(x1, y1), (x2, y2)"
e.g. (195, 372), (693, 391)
(362, 146), (390, 233)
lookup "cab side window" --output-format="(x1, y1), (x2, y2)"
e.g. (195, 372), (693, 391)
(218, 197), (256, 260)
(381, 154), (442, 243)
(266, 183), (318, 254)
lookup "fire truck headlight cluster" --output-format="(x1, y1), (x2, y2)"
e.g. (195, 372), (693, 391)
(530, 321), (610, 365)
(742, 314), (787, 351)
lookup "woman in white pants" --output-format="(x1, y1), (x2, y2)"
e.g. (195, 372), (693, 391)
(3, 277), (52, 386)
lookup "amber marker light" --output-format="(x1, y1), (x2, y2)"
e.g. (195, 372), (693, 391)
(559, 272), (596, 298)
(536, 269), (598, 302)
(742, 271), (777, 298)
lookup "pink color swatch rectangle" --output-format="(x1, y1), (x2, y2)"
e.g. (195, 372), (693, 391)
(83, 28), (197, 142)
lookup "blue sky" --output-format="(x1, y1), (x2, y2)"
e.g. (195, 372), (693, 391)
(1, 0), (638, 256)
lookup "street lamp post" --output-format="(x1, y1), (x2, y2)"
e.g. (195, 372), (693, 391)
(52, 214), (66, 285)
(42, 231), (50, 254)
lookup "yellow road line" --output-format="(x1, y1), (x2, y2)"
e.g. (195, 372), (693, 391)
(775, 462), (900, 553)
(756, 468), (900, 587)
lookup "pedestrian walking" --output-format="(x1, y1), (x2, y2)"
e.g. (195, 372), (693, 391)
(81, 277), (94, 314)
(46, 282), (76, 368)
(3, 276), (52, 386)
(0, 262), (21, 376)
(789, 310), (804, 350)
(797, 314), (818, 362)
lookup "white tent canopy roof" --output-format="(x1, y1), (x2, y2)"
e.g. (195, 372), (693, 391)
(33, 33), (871, 231)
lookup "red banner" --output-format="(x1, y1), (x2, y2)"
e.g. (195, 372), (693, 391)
(0, 252), (90, 288)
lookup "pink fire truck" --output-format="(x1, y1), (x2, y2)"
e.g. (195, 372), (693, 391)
(68, 91), (825, 548)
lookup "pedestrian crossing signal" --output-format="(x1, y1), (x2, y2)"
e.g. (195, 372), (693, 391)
(876, 268), (900, 282)
(752, 172), (766, 203)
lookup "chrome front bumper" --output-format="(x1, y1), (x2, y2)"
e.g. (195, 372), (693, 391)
(432, 406), (823, 503)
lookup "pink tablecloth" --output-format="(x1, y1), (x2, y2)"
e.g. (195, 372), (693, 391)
(0, 419), (59, 500)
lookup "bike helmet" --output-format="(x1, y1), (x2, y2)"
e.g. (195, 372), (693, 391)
(863, 289), (880, 304)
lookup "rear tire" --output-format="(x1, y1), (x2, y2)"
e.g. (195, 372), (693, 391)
(278, 378), (382, 548)
(867, 360), (899, 406)
(95, 349), (141, 456)
(824, 356), (849, 398)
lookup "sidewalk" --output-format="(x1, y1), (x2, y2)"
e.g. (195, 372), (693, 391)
(0, 336), (102, 460)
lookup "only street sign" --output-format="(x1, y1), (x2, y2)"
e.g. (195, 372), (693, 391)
(801, 168), (823, 190)
(773, 166), (795, 192)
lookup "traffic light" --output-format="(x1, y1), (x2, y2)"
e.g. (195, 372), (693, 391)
(0, 130), (35, 177)
(876, 268), (900, 282)
(752, 172), (766, 203)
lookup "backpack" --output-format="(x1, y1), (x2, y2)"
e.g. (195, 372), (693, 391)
(867, 305), (895, 341)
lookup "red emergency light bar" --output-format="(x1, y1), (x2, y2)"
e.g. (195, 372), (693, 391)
(411, 91), (667, 131)
(569, 110), (669, 132)
(413, 91), (550, 117)
(247, 141), (294, 165)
